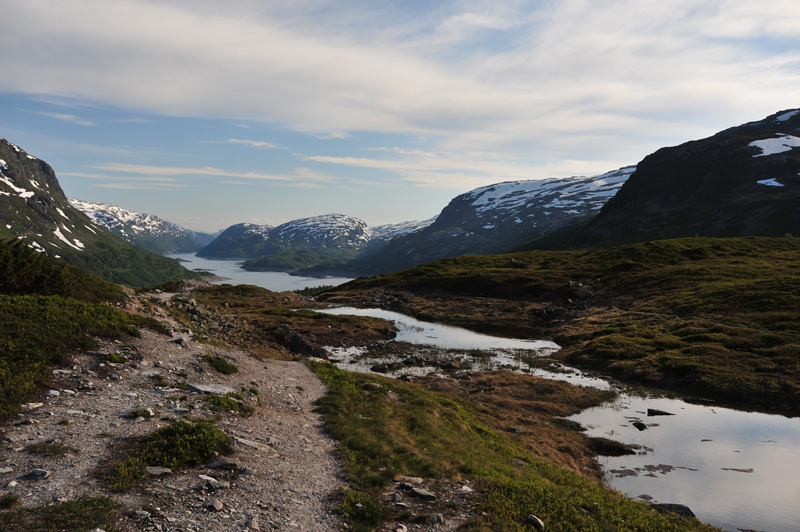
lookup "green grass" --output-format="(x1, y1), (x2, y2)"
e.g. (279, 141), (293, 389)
(0, 496), (117, 531)
(332, 237), (800, 413)
(310, 361), (718, 532)
(200, 353), (239, 374)
(202, 392), (254, 415)
(24, 442), (80, 457)
(0, 294), (165, 420)
(105, 420), (232, 491)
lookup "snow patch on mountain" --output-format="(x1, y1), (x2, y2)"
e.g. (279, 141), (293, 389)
(749, 135), (800, 157)
(370, 217), (436, 241)
(465, 166), (635, 216)
(272, 214), (371, 248)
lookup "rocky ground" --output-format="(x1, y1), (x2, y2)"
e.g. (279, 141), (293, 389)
(0, 291), (344, 531)
(0, 285), (490, 532)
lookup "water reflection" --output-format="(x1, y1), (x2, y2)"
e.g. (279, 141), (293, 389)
(571, 396), (800, 532)
(168, 252), (354, 292)
(319, 306), (800, 532)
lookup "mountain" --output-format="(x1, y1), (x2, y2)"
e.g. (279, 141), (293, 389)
(69, 199), (216, 255)
(349, 166), (635, 273)
(0, 138), (200, 287)
(198, 214), (377, 270)
(362, 217), (437, 255)
(542, 108), (800, 248)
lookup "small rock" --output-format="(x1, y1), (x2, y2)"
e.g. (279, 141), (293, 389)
(43, 390), (60, 398)
(207, 457), (241, 470)
(145, 467), (173, 476)
(431, 513), (445, 523)
(647, 408), (675, 417)
(168, 338), (190, 348)
(526, 514), (545, 530)
(5, 480), (18, 488)
(65, 410), (85, 416)
(239, 467), (256, 476)
(459, 485), (473, 493)
(393, 525), (408, 532)
(0, 467), (13, 475)
(411, 487), (436, 501)
(187, 383), (236, 395)
(206, 498), (224, 512)
(134, 509), (151, 519)
(21, 468), (50, 480)
(247, 513), (260, 530)
(632, 421), (648, 431)
(22, 402), (44, 410)
(199, 474), (230, 490)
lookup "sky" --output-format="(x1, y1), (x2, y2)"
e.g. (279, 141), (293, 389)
(1, 0), (799, 233)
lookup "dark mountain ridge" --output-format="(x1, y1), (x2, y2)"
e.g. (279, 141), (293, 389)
(540, 109), (800, 249)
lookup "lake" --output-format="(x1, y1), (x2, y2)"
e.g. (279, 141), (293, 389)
(168, 252), (355, 292)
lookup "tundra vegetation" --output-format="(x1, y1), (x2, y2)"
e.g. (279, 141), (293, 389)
(3, 236), (796, 530)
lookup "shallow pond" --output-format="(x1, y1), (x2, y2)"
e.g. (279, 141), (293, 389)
(319, 307), (800, 532)
(168, 253), (355, 292)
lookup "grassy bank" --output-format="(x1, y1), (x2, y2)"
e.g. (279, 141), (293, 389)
(324, 237), (800, 414)
(310, 361), (719, 532)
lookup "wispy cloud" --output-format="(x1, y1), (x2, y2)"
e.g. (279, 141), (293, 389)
(36, 111), (94, 126)
(226, 138), (280, 149)
(316, 131), (352, 140)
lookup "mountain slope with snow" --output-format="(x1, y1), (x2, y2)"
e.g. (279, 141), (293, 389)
(544, 108), (800, 249)
(350, 167), (635, 273)
(0, 138), (199, 286)
(69, 199), (215, 255)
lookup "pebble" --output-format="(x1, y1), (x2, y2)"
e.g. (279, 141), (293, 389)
(206, 498), (224, 512)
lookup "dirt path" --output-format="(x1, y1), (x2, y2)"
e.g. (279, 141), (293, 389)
(0, 299), (344, 531)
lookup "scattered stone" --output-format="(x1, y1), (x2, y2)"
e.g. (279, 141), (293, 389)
(411, 487), (437, 501)
(168, 338), (190, 348)
(66, 410), (85, 416)
(526, 514), (545, 530)
(507, 427), (521, 434)
(397, 475), (423, 484)
(239, 467), (256, 476)
(0, 467), (13, 475)
(206, 498), (224, 512)
(22, 402), (44, 410)
(431, 513), (445, 524)
(43, 390), (60, 398)
(393, 525), (408, 532)
(647, 408), (675, 417)
(207, 457), (241, 470)
(187, 383), (237, 395)
(5, 480), (18, 488)
(246, 513), (261, 530)
(146, 467), (173, 476)
(235, 436), (271, 452)
(199, 474), (230, 490)
(134, 509), (151, 519)
(459, 485), (473, 493)
(20, 468), (50, 480)
(632, 421), (648, 431)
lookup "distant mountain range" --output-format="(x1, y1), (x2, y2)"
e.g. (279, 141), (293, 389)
(348, 167), (635, 274)
(69, 199), (217, 255)
(0, 138), (200, 287)
(6, 107), (798, 285)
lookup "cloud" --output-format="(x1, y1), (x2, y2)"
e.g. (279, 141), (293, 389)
(226, 138), (280, 149)
(1, 0), (799, 173)
(83, 162), (336, 187)
(36, 111), (94, 126)
(316, 131), (352, 140)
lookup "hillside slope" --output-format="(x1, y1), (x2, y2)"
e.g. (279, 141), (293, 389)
(0, 138), (200, 286)
(349, 166), (634, 273)
(544, 109), (800, 248)
(69, 199), (215, 255)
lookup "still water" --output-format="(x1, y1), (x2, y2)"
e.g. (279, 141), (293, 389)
(321, 306), (800, 532)
(168, 253), (355, 292)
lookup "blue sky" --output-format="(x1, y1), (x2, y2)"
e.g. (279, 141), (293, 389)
(1, 0), (799, 233)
